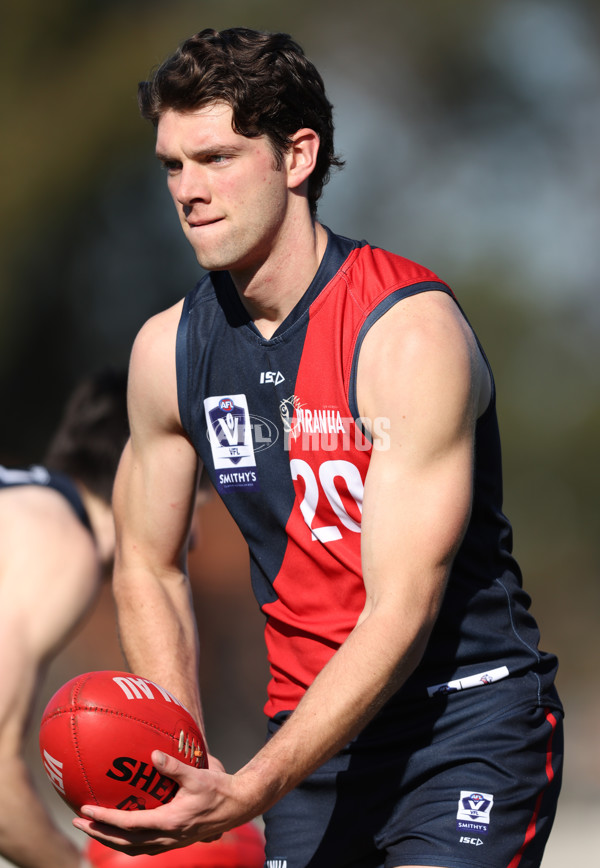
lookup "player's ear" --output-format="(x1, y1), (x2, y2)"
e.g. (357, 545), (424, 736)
(286, 128), (320, 191)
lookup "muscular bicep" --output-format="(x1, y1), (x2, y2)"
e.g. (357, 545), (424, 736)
(111, 304), (203, 708)
(114, 435), (199, 575)
(356, 291), (485, 634)
(114, 302), (200, 578)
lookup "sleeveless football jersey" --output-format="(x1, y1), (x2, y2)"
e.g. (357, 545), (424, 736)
(0, 464), (92, 533)
(176, 229), (559, 717)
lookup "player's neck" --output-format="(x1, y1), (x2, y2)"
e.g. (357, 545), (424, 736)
(231, 219), (328, 340)
(77, 486), (116, 568)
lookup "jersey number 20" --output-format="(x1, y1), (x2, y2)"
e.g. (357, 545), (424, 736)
(290, 458), (363, 543)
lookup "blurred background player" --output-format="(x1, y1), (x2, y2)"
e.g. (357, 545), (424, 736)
(0, 369), (129, 868)
(0, 366), (262, 868)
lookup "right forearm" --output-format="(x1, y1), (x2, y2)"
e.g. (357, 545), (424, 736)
(111, 351), (204, 728)
(114, 564), (203, 726)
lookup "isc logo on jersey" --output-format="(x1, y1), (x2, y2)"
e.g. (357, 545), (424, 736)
(204, 395), (261, 494)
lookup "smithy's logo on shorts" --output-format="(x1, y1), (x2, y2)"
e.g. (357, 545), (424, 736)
(456, 791), (494, 834)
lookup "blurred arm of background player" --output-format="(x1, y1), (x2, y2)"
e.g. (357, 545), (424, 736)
(0, 371), (129, 868)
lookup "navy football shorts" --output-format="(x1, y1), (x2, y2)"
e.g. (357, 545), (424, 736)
(263, 673), (563, 868)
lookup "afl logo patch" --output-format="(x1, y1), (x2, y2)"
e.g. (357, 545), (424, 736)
(456, 790), (494, 835)
(203, 394), (261, 494)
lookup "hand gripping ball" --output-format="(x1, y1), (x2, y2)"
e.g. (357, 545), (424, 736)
(39, 670), (207, 816)
(85, 822), (266, 867)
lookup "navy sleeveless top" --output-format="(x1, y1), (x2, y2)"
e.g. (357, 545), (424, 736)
(176, 228), (560, 716)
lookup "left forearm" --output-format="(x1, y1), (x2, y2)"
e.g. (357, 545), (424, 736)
(114, 563), (202, 726)
(234, 605), (430, 814)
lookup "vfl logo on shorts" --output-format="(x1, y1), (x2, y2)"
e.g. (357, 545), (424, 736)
(456, 791), (494, 834)
(204, 395), (260, 493)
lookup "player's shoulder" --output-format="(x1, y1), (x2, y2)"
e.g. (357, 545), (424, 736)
(0, 481), (78, 524)
(359, 290), (480, 388)
(127, 300), (186, 428)
(0, 483), (95, 564)
(372, 287), (472, 351)
(132, 299), (185, 359)
(359, 288), (491, 421)
(346, 241), (447, 294)
(129, 300), (184, 387)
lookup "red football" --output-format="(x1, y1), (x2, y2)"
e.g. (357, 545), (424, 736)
(39, 670), (207, 816)
(85, 822), (265, 867)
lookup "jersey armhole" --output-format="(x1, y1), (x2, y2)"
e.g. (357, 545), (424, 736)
(347, 281), (455, 423)
(175, 293), (193, 436)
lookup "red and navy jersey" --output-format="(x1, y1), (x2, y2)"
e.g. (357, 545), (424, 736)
(176, 229), (559, 718)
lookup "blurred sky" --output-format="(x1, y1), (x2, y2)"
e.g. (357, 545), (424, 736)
(60, 0), (600, 308)
(320, 1), (600, 306)
(3, 0), (599, 385)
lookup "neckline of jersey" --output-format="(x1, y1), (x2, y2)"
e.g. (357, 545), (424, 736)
(212, 227), (359, 346)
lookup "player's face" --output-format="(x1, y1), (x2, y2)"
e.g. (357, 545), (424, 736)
(156, 103), (290, 276)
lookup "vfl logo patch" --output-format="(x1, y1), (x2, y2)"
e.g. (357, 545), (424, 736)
(204, 394), (260, 493)
(456, 791), (494, 835)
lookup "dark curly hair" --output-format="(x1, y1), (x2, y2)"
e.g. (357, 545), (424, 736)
(138, 27), (344, 216)
(43, 369), (129, 504)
